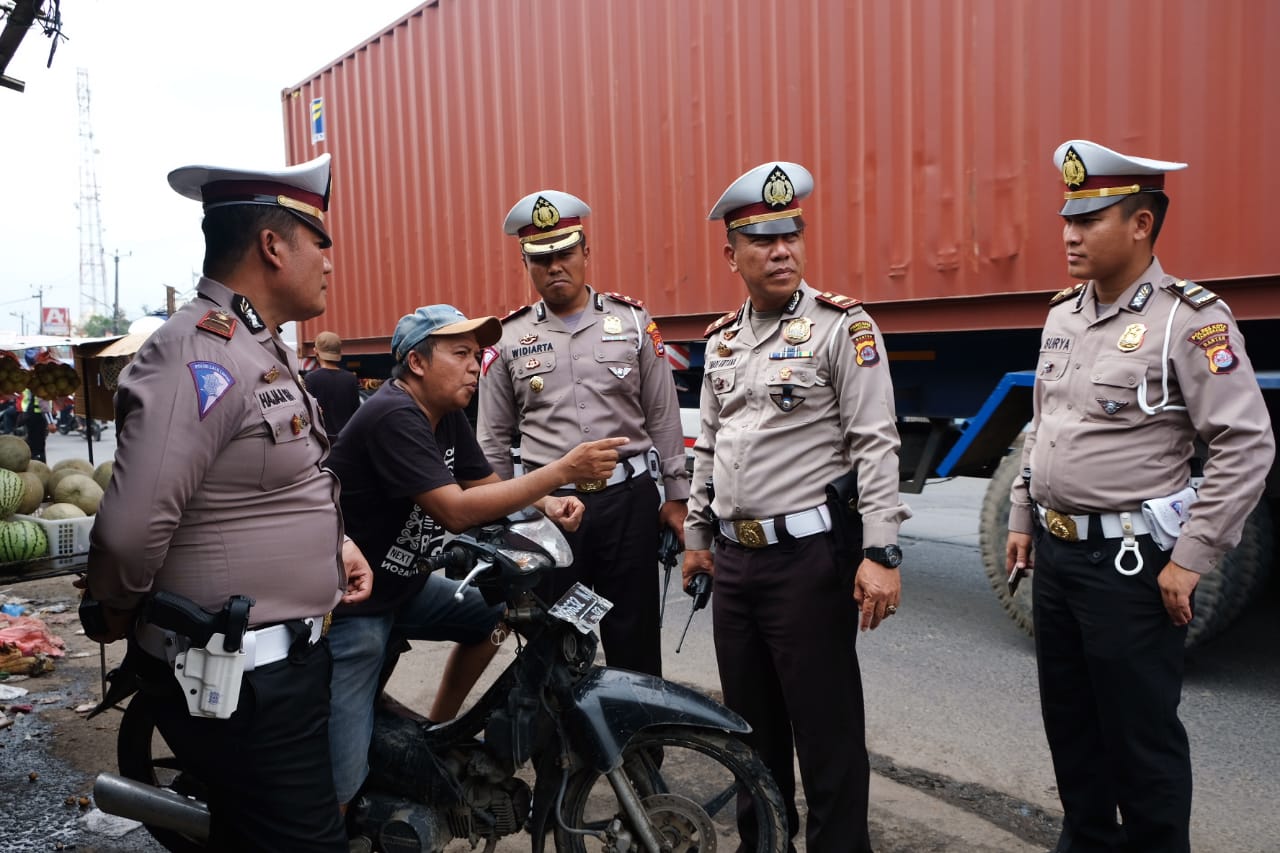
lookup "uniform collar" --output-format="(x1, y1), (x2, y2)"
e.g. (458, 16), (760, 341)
(196, 276), (276, 341)
(535, 285), (599, 332)
(1079, 258), (1165, 319)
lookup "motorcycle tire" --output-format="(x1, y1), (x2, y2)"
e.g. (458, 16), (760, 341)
(116, 693), (210, 853)
(554, 726), (788, 852)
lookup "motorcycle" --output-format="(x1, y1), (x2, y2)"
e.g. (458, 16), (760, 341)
(56, 414), (107, 440)
(92, 511), (788, 852)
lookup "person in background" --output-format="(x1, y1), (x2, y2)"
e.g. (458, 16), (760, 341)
(21, 387), (49, 461)
(305, 329), (361, 440)
(477, 189), (688, 678)
(325, 303), (626, 815)
(683, 161), (911, 852)
(1006, 139), (1275, 853)
(85, 153), (372, 852)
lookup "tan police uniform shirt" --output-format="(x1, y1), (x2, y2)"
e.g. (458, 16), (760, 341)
(88, 277), (346, 626)
(1009, 258), (1274, 573)
(685, 282), (911, 552)
(476, 286), (690, 501)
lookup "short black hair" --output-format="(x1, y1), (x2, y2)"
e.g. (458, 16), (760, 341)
(201, 205), (304, 280)
(1118, 191), (1170, 246)
(389, 337), (438, 380)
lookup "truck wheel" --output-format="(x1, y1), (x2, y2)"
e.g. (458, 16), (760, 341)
(979, 436), (1034, 636)
(1186, 501), (1273, 648)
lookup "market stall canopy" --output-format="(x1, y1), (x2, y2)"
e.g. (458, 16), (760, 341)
(0, 333), (120, 353)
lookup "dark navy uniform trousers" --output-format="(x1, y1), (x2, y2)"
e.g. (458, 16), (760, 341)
(713, 532), (873, 853)
(1033, 523), (1192, 853)
(544, 475), (663, 677)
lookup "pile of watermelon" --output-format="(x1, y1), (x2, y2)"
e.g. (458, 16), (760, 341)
(0, 465), (47, 565)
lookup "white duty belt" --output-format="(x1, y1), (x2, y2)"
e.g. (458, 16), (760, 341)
(1037, 506), (1151, 576)
(719, 504), (832, 549)
(561, 453), (653, 494)
(135, 616), (323, 671)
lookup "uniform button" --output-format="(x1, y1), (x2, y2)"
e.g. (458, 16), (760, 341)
(1049, 440), (1056, 447)
(583, 426), (591, 433)
(734, 463), (740, 469)
(734, 505), (742, 513)
(746, 389), (753, 396)
(579, 402), (586, 409)
(573, 353), (581, 360)
(1066, 404), (1072, 410)
(1074, 364), (1081, 370)
(576, 379), (582, 384)
(1127, 377), (1136, 386)
(1092, 374), (1101, 381)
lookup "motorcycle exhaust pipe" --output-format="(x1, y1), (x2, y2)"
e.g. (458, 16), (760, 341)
(93, 772), (211, 842)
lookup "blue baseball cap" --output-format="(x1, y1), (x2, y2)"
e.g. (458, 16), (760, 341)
(391, 304), (502, 362)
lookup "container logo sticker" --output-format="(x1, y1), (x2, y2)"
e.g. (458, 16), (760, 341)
(311, 97), (325, 143)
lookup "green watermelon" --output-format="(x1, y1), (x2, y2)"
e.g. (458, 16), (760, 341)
(0, 518), (48, 563)
(0, 468), (24, 518)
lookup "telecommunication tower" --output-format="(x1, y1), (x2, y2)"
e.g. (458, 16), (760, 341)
(76, 67), (108, 322)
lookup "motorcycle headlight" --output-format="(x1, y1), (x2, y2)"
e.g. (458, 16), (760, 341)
(501, 549), (553, 574)
(505, 513), (574, 568)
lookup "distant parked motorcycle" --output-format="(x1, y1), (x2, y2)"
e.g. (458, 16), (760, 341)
(56, 414), (107, 441)
(93, 512), (788, 852)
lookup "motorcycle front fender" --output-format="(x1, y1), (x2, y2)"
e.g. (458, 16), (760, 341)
(562, 667), (749, 774)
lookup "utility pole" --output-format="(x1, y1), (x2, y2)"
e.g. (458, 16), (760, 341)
(31, 284), (44, 334)
(112, 249), (132, 334)
(9, 313), (27, 335)
(77, 68), (108, 322)
(166, 285), (177, 317)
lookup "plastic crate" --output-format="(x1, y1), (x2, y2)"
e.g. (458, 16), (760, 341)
(12, 513), (95, 570)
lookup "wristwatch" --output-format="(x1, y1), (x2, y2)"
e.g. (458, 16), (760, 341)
(864, 545), (903, 569)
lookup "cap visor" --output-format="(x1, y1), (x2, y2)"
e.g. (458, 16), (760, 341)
(733, 215), (806, 236)
(1059, 195), (1125, 216)
(434, 316), (503, 349)
(521, 230), (583, 255)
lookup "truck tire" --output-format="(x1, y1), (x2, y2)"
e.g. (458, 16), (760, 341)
(980, 439), (1274, 649)
(979, 436), (1034, 636)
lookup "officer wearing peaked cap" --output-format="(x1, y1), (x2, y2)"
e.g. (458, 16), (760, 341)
(685, 162), (911, 852)
(1006, 140), (1273, 853)
(87, 153), (373, 851)
(477, 189), (689, 679)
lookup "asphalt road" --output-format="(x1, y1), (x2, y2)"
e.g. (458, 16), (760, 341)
(5, 432), (1278, 851)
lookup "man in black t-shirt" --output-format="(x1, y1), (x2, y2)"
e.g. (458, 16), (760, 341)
(304, 330), (361, 440)
(325, 304), (628, 812)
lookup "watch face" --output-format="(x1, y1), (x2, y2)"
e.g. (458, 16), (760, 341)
(868, 545), (902, 568)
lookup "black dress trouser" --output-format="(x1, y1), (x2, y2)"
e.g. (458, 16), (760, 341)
(136, 630), (347, 852)
(1032, 523), (1192, 853)
(712, 532), (873, 853)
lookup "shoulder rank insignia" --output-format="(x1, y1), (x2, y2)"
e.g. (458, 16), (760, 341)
(603, 291), (645, 308)
(195, 310), (237, 340)
(1127, 282), (1154, 311)
(813, 291), (862, 312)
(1049, 282), (1086, 306)
(1167, 279), (1219, 309)
(500, 304), (533, 323)
(704, 309), (741, 338)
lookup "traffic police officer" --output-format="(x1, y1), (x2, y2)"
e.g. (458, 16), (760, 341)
(1006, 139), (1275, 853)
(476, 189), (688, 677)
(683, 161), (911, 852)
(86, 153), (373, 852)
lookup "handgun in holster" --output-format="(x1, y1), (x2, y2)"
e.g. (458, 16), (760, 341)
(140, 591), (256, 720)
(825, 469), (864, 586)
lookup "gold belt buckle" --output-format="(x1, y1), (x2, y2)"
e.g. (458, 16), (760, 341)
(1044, 509), (1079, 542)
(732, 519), (769, 549)
(575, 479), (606, 493)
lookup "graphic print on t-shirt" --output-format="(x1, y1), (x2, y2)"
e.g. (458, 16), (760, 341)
(380, 446), (456, 577)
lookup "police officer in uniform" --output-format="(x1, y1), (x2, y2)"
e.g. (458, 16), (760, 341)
(683, 162), (911, 852)
(1006, 140), (1275, 853)
(86, 154), (373, 852)
(476, 190), (688, 677)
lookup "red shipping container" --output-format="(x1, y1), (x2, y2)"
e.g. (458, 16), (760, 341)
(283, 0), (1280, 356)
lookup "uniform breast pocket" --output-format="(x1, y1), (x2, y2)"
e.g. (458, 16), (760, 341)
(707, 367), (736, 396)
(1037, 351), (1070, 382)
(595, 346), (639, 395)
(259, 404), (317, 491)
(512, 352), (557, 406)
(1085, 356), (1150, 424)
(764, 363), (820, 418)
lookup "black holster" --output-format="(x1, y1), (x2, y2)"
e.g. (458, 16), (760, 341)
(825, 469), (864, 580)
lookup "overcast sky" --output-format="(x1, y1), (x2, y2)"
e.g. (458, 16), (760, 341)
(1, 0), (417, 334)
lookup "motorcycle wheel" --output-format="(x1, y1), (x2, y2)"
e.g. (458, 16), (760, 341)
(554, 726), (787, 852)
(116, 693), (210, 853)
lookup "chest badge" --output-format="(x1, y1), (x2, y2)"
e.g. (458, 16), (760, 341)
(1117, 323), (1147, 352)
(722, 329), (737, 342)
(262, 366), (280, 383)
(770, 386), (805, 412)
(1096, 398), (1130, 416)
(525, 357), (541, 370)
(609, 366), (632, 379)
(783, 317), (813, 344)
(716, 341), (732, 357)
(778, 366), (793, 381)
(519, 334), (538, 346)
(291, 413), (307, 435)
(530, 376), (545, 392)
(602, 315), (623, 335)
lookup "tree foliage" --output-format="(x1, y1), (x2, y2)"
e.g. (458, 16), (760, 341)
(79, 310), (129, 337)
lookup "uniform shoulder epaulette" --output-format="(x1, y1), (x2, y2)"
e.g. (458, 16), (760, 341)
(1049, 283), (1086, 306)
(1166, 279), (1220, 309)
(704, 309), (740, 337)
(195, 309), (237, 340)
(602, 291), (645, 309)
(813, 291), (863, 312)
(499, 304), (532, 323)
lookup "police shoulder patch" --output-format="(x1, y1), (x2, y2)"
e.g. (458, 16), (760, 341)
(1166, 279), (1220, 309)
(603, 291), (645, 308)
(704, 309), (740, 337)
(813, 291), (862, 312)
(1049, 283), (1086, 306)
(500, 304), (533, 323)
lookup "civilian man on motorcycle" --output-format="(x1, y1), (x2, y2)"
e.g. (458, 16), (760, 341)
(324, 304), (628, 816)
